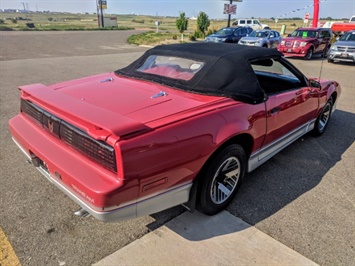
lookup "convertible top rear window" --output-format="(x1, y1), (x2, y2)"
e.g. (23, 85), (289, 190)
(137, 55), (204, 81)
(116, 43), (285, 104)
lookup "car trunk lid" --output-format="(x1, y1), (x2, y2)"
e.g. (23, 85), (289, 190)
(19, 73), (227, 139)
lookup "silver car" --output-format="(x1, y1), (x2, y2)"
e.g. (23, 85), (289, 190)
(328, 30), (355, 63)
(238, 30), (282, 48)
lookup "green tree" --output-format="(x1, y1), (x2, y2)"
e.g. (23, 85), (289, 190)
(176, 12), (188, 41)
(197, 11), (210, 38)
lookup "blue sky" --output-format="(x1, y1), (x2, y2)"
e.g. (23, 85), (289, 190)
(0, 0), (354, 19)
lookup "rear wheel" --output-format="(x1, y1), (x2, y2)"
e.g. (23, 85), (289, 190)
(304, 48), (313, 60)
(198, 144), (246, 215)
(313, 98), (333, 136)
(327, 58), (334, 63)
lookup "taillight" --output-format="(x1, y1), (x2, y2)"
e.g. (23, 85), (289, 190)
(21, 99), (117, 173)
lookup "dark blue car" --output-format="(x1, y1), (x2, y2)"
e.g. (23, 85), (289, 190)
(205, 26), (253, 43)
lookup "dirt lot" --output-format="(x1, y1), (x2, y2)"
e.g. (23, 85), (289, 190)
(0, 31), (354, 266)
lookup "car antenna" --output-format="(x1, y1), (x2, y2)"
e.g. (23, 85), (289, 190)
(318, 56), (325, 82)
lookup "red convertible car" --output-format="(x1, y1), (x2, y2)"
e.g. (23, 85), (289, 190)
(9, 43), (341, 222)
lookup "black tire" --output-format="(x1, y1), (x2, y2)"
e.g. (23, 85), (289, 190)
(328, 58), (334, 63)
(304, 48), (313, 60)
(313, 98), (333, 136)
(198, 144), (246, 215)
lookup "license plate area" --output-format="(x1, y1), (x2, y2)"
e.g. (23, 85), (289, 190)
(341, 53), (349, 58)
(287, 49), (292, 53)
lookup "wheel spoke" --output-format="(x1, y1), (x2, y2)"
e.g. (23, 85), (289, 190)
(211, 156), (241, 204)
(318, 103), (331, 131)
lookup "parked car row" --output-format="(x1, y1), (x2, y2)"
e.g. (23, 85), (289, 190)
(206, 26), (355, 63)
(205, 26), (253, 43)
(205, 27), (282, 48)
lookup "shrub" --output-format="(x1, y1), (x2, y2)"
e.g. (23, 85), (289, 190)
(132, 19), (145, 24)
(172, 34), (177, 40)
(207, 28), (217, 36)
(193, 30), (204, 39)
(189, 36), (196, 41)
(11, 18), (17, 24)
(0, 18), (4, 24)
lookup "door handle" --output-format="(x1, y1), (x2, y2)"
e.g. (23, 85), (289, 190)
(268, 107), (281, 116)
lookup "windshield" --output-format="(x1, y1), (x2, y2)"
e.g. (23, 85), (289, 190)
(291, 30), (318, 38)
(339, 31), (355, 41)
(215, 28), (234, 35)
(249, 30), (269, 38)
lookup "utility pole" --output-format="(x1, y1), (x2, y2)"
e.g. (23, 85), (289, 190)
(100, 0), (104, 28)
(96, 0), (100, 27)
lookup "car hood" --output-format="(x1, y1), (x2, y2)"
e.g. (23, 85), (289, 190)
(333, 40), (355, 47)
(240, 37), (264, 42)
(282, 37), (315, 42)
(207, 34), (230, 39)
(19, 73), (228, 139)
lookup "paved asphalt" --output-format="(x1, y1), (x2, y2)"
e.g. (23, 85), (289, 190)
(0, 31), (354, 266)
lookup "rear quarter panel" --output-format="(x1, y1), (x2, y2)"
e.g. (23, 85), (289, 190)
(118, 102), (267, 199)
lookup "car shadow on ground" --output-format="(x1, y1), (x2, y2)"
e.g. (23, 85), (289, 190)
(147, 109), (354, 240)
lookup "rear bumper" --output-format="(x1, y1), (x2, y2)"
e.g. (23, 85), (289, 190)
(9, 115), (192, 222)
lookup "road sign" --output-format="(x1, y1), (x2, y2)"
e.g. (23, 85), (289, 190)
(99, 0), (107, 9)
(224, 4), (237, 15)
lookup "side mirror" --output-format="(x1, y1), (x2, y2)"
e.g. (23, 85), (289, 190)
(287, 34), (291, 37)
(309, 79), (321, 89)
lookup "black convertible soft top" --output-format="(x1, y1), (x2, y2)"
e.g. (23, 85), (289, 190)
(116, 42), (283, 104)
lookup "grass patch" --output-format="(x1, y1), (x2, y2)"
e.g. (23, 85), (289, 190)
(0, 25), (13, 31)
(128, 31), (192, 45)
(0, 12), (344, 37)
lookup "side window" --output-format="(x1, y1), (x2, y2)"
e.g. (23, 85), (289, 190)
(241, 28), (247, 35)
(234, 29), (241, 36)
(247, 20), (252, 25)
(250, 58), (304, 94)
(254, 20), (261, 25)
(239, 20), (245, 25)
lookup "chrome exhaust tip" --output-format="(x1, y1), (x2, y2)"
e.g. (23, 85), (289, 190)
(74, 208), (90, 218)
